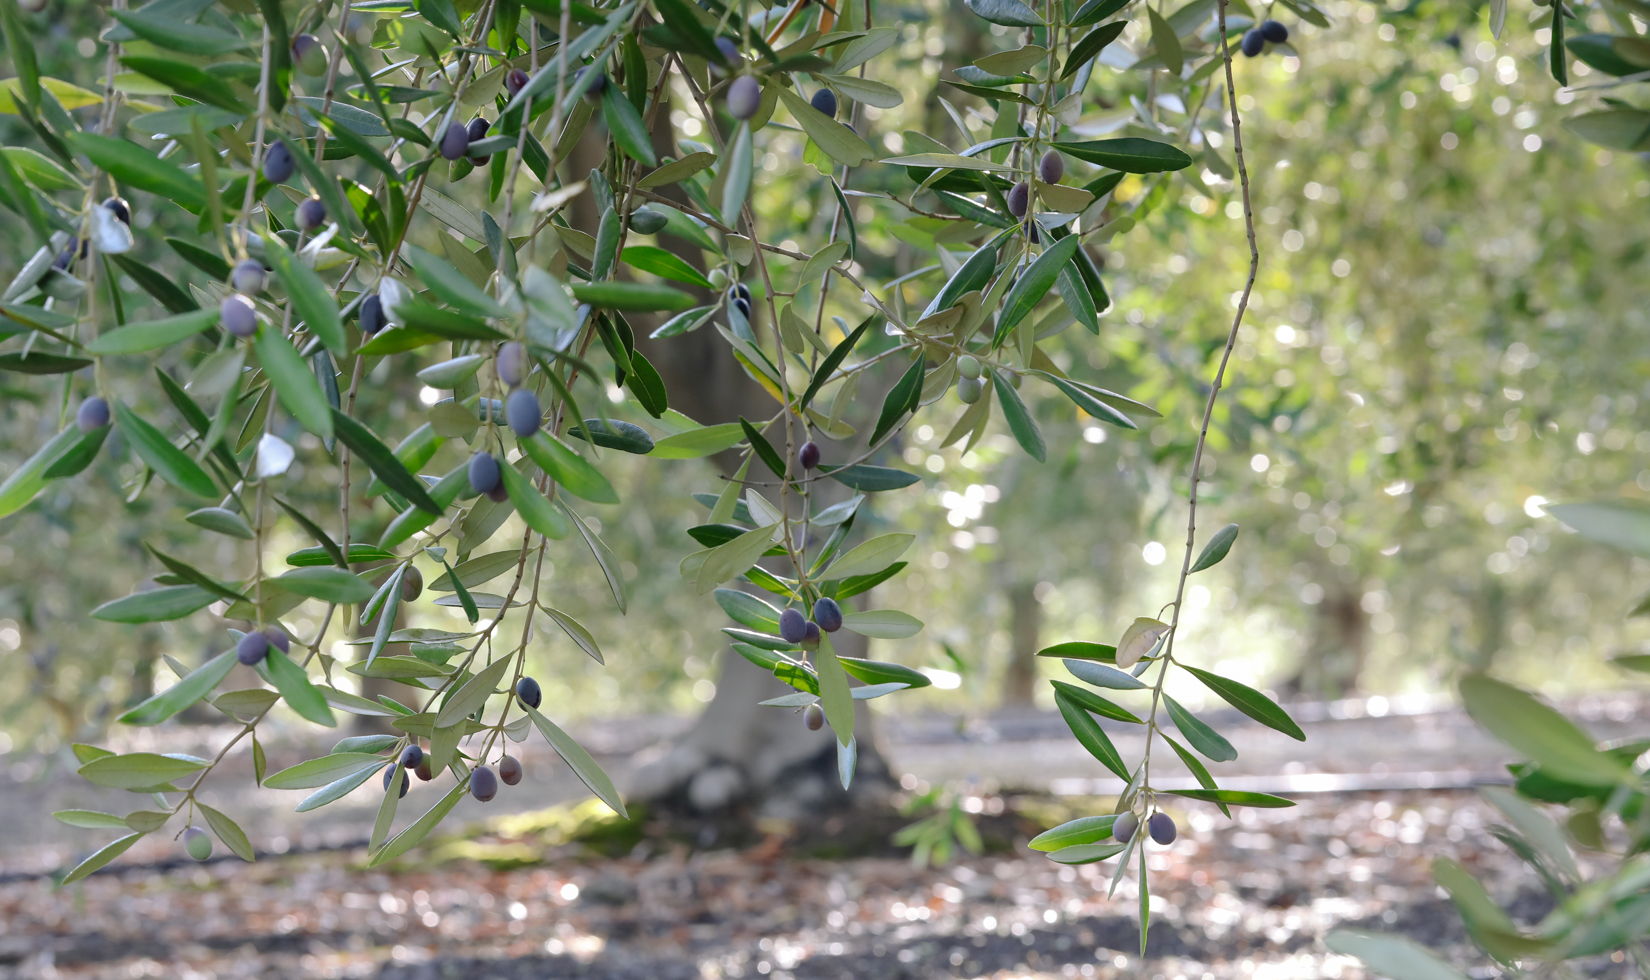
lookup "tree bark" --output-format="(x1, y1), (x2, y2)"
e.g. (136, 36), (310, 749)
(1000, 581), (1041, 707)
(1284, 588), (1369, 699)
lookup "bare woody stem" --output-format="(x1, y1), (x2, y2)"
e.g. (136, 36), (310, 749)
(1140, 0), (1260, 783)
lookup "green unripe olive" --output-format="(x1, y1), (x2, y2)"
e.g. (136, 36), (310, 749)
(957, 376), (983, 404)
(708, 268), (731, 289)
(184, 825), (212, 861)
(400, 566), (423, 602)
(956, 354), (981, 380)
(630, 207), (669, 235)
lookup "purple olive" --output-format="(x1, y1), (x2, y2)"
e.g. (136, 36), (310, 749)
(577, 67), (607, 101)
(779, 608), (808, 644)
(802, 621), (821, 648)
(382, 763), (409, 798)
(497, 341), (527, 387)
(486, 483), (510, 503)
(415, 756), (435, 781)
(231, 259), (266, 294)
(516, 676), (542, 709)
(810, 88), (837, 119)
(732, 297), (752, 321)
(469, 452), (501, 495)
(400, 744), (423, 769)
(466, 117), (491, 165)
(1260, 19), (1288, 43)
(726, 75), (761, 120)
(292, 33), (328, 75)
(297, 197), (327, 231)
(505, 387), (541, 437)
(1149, 811), (1177, 845)
(221, 294), (258, 338)
(505, 68), (530, 98)
(1241, 28), (1265, 57)
(813, 597), (843, 633)
(1038, 149), (1064, 184)
(499, 755), (522, 786)
(439, 121), (470, 160)
(265, 625), (290, 654)
(262, 139), (295, 183)
(804, 703), (825, 731)
(399, 565), (423, 602)
(470, 765), (498, 802)
(76, 396), (109, 432)
(1112, 811), (1138, 843)
(359, 294), (385, 336)
(715, 36), (740, 66)
(236, 631), (270, 666)
(1007, 180), (1030, 218)
(102, 196), (130, 226)
(798, 441), (820, 470)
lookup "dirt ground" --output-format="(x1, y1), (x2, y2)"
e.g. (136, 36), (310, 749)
(0, 788), (1615, 980)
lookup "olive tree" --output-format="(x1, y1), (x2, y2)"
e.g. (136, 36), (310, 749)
(0, 0), (1326, 944)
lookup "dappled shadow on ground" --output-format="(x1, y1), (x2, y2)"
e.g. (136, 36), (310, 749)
(0, 790), (1633, 979)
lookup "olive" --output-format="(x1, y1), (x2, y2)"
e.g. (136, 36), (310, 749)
(516, 676), (543, 709)
(798, 441), (820, 470)
(183, 826), (213, 861)
(726, 75), (761, 120)
(400, 744), (424, 769)
(221, 294), (258, 338)
(296, 197), (327, 231)
(1038, 149), (1064, 184)
(1260, 19), (1288, 43)
(505, 68), (531, 98)
(231, 259), (266, 294)
(1241, 28), (1265, 57)
(236, 631), (270, 666)
(715, 37), (740, 65)
(439, 121), (470, 161)
(802, 621), (821, 648)
(76, 396), (109, 432)
(779, 608), (808, 644)
(382, 763), (408, 798)
(804, 703), (825, 730)
(957, 376), (983, 404)
(1149, 811), (1177, 845)
(506, 387), (541, 437)
(262, 139), (295, 183)
(415, 756), (435, 781)
(292, 33), (328, 75)
(1112, 810), (1138, 843)
(359, 294), (386, 336)
(577, 67), (607, 101)
(465, 117), (492, 166)
(102, 196), (130, 226)
(629, 207), (669, 234)
(956, 354), (982, 380)
(470, 765), (498, 802)
(499, 755), (523, 786)
(810, 88), (837, 118)
(1007, 180), (1030, 218)
(813, 597), (843, 633)
(497, 341), (527, 387)
(469, 452), (502, 495)
(486, 483), (510, 503)
(400, 565), (423, 602)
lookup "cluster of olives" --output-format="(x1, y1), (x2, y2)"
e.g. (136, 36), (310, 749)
(777, 599), (846, 730)
(1112, 809), (1177, 846)
(439, 116), (495, 167)
(464, 342), (543, 500)
(261, 140), (329, 231)
(1241, 20), (1289, 57)
(728, 282), (752, 321)
(235, 625), (292, 665)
